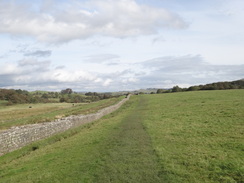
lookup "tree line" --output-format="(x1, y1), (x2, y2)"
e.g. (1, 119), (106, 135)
(157, 79), (244, 94)
(0, 88), (117, 105)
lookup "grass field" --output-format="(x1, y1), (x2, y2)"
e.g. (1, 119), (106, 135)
(143, 90), (244, 182)
(0, 90), (243, 182)
(0, 97), (123, 130)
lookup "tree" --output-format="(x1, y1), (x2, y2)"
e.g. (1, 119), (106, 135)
(54, 92), (59, 98)
(41, 93), (49, 99)
(60, 97), (67, 102)
(187, 86), (200, 91)
(172, 85), (182, 92)
(156, 89), (163, 94)
(61, 88), (73, 94)
(85, 92), (98, 96)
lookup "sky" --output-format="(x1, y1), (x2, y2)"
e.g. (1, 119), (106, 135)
(0, 0), (243, 92)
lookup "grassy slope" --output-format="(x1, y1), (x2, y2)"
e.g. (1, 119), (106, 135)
(0, 90), (243, 182)
(143, 90), (244, 182)
(0, 97), (123, 130)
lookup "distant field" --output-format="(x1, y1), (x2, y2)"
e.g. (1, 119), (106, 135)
(0, 90), (243, 182)
(0, 97), (123, 130)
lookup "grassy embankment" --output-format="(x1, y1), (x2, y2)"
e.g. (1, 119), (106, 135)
(0, 96), (123, 130)
(0, 90), (243, 182)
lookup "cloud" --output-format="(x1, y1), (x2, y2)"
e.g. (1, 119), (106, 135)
(0, 54), (8, 59)
(152, 36), (165, 44)
(18, 59), (51, 72)
(137, 55), (244, 88)
(0, 59), (118, 91)
(103, 79), (113, 87)
(0, 0), (188, 43)
(83, 54), (120, 63)
(55, 65), (66, 70)
(0, 55), (243, 91)
(24, 50), (52, 57)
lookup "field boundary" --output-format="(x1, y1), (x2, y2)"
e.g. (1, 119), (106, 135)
(0, 95), (130, 156)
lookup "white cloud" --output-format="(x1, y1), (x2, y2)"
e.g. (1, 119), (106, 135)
(122, 77), (138, 84)
(138, 55), (244, 88)
(0, 59), (105, 90)
(0, 55), (243, 91)
(0, 0), (188, 43)
(48, 70), (96, 83)
(83, 54), (120, 63)
(24, 50), (52, 57)
(0, 62), (20, 75)
(103, 78), (113, 86)
(18, 58), (50, 67)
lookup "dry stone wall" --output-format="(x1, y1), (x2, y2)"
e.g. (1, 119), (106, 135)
(0, 95), (130, 156)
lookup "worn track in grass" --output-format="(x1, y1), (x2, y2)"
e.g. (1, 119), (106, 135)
(93, 96), (163, 182)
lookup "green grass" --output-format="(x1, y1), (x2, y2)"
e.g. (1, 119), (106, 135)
(0, 90), (243, 182)
(0, 97), (123, 130)
(0, 96), (162, 182)
(143, 90), (244, 182)
(0, 100), (8, 108)
(92, 96), (163, 182)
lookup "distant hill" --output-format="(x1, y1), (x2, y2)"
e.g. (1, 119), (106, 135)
(188, 79), (244, 91)
(155, 79), (244, 94)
